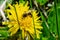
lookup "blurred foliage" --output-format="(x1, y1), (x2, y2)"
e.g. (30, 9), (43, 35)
(0, 27), (9, 39)
(0, 0), (4, 5)
(36, 0), (48, 5)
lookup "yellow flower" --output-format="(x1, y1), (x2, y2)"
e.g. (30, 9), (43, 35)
(3, 2), (43, 39)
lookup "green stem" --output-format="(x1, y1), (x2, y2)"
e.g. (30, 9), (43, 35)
(14, 6), (23, 40)
(54, 0), (59, 40)
(30, 0), (32, 8)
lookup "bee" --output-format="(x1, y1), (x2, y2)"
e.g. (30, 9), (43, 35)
(22, 10), (32, 18)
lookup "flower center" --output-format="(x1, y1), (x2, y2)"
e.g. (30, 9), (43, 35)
(20, 15), (33, 29)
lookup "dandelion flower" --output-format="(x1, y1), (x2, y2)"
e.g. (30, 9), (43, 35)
(3, 2), (43, 39)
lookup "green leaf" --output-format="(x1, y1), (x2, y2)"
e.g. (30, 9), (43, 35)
(0, 27), (8, 30)
(54, 0), (60, 40)
(0, 30), (9, 39)
(19, 0), (24, 3)
(36, 0), (48, 5)
(42, 37), (48, 40)
(48, 36), (56, 40)
(47, 7), (57, 34)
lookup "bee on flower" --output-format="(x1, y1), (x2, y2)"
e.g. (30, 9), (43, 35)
(3, 1), (43, 40)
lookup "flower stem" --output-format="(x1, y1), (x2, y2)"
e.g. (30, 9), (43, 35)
(54, 0), (60, 40)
